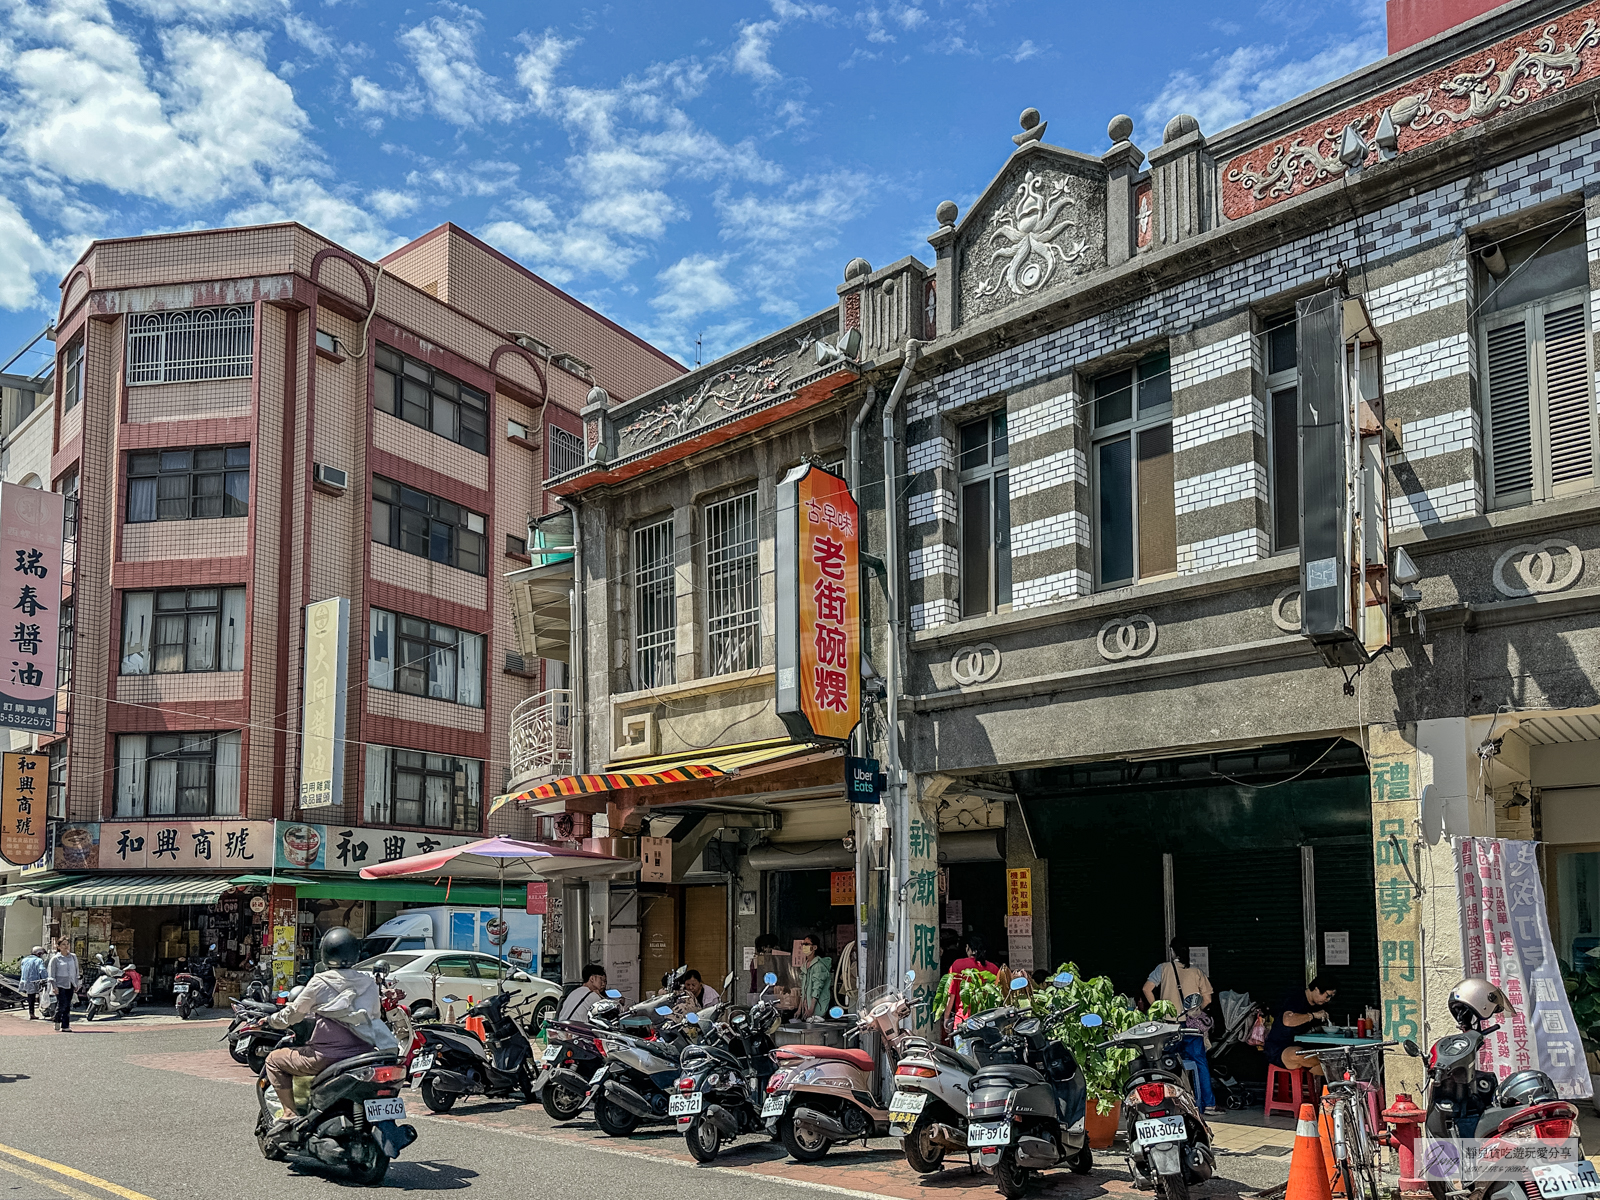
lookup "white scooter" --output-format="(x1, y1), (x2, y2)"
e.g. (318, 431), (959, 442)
(84, 954), (140, 1021)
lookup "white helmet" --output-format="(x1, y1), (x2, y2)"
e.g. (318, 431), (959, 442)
(1448, 978), (1511, 1026)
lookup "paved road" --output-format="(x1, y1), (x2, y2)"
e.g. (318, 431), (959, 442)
(0, 1011), (1292, 1199)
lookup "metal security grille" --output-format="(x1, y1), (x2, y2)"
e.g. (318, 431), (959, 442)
(705, 491), (759, 674)
(549, 426), (584, 476)
(633, 518), (676, 688)
(126, 307), (254, 385)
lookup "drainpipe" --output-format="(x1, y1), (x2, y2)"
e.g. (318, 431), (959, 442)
(880, 340), (922, 989)
(563, 493), (587, 988)
(848, 383), (875, 1008)
(849, 383), (876, 494)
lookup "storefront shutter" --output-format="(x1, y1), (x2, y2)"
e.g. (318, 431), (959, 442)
(1171, 848), (1303, 1008)
(1310, 841), (1379, 1016)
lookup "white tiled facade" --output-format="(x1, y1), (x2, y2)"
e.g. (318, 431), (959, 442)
(908, 489), (957, 527)
(1172, 395), (1263, 452)
(1364, 259), (1470, 326)
(1389, 478), (1483, 530)
(1011, 568), (1092, 609)
(1010, 448), (1086, 497)
(1383, 332), (1475, 394)
(1010, 511), (1090, 557)
(1170, 331), (1257, 391)
(1174, 461), (1267, 514)
(1176, 528), (1271, 575)
(1008, 391), (1077, 443)
(909, 543), (958, 580)
(1395, 408), (1478, 462)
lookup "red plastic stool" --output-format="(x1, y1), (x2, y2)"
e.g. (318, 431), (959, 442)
(1264, 1063), (1311, 1118)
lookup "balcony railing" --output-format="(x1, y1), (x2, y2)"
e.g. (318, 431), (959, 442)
(509, 688), (575, 786)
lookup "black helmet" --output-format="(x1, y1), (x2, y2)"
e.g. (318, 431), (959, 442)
(1497, 1070), (1559, 1108)
(319, 926), (360, 969)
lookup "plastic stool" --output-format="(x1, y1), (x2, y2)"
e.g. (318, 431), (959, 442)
(1265, 1063), (1311, 1118)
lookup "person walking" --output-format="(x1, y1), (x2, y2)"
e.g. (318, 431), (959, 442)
(19, 945), (46, 1019)
(46, 937), (80, 1032)
(1142, 939), (1218, 1114)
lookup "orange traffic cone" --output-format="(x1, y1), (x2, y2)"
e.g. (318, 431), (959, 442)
(1287, 1103), (1335, 1200)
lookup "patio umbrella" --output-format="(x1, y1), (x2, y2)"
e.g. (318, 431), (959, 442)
(358, 837), (635, 964)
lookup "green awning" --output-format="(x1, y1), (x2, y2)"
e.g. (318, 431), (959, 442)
(290, 877), (526, 905)
(0, 883), (58, 907)
(228, 874), (316, 888)
(24, 874), (242, 908)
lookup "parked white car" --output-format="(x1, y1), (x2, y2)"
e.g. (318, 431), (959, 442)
(355, 950), (561, 1031)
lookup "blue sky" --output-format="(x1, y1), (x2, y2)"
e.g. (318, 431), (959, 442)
(0, 0), (1389, 378)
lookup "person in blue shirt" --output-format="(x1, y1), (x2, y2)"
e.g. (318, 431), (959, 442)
(19, 946), (47, 1020)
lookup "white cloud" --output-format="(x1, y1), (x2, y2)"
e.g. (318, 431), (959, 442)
(283, 13), (333, 57)
(349, 75), (421, 118)
(651, 254), (737, 324)
(119, 0), (287, 21)
(732, 19), (781, 83)
(396, 5), (522, 126)
(1009, 39), (1045, 62)
(366, 189), (418, 219)
(226, 176), (401, 260)
(1140, 34), (1385, 141)
(0, 194), (68, 310)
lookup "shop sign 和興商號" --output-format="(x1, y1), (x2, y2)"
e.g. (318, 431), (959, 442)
(273, 820), (480, 873)
(0, 750), (46, 866)
(0, 484), (65, 735)
(775, 464), (860, 744)
(54, 820), (273, 870)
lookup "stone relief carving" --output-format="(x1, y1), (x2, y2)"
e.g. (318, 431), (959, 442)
(618, 354), (797, 452)
(1097, 614), (1158, 661)
(1221, 7), (1600, 219)
(959, 159), (1105, 321)
(950, 643), (1002, 686)
(1272, 586), (1303, 633)
(1492, 540), (1585, 597)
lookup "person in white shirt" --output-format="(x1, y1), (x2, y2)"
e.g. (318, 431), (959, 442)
(557, 964), (609, 1023)
(46, 938), (80, 1032)
(682, 969), (719, 1009)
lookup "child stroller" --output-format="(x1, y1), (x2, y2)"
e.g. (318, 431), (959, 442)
(1207, 990), (1266, 1110)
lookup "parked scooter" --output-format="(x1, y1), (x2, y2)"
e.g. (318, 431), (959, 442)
(242, 959), (274, 1004)
(537, 988), (625, 1121)
(254, 1047), (417, 1185)
(888, 971), (985, 1172)
(227, 993), (285, 1065)
(234, 991), (309, 1075)
(174, 946), (217, 1019)
(673, 974), (783, 1161)
(1407, 978), (1592, 1200)
(964, 974), (1094, 1198)
(1103, 1018), (1216, 1200)
(413, 969), (541, 1111)
(84, 954), (141, 1021)
(591, 969), (706, 1136)
(763, 977), (915, 1161)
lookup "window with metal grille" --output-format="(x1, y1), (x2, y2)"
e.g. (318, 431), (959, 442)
(548, 425), (584, 477)
(127, 446), (250, 522)
(957, 413), (1011, 617)
(632, 517), (676, 688)
(1091, 351), (1174, 588)
(1263, 311), (1300, 551)
(374, 344), (489, 455)
(705, 491), (760, 673)
(120, 587), (245, 675)
(126, 307), (253, 385)
(114, 731), (242, 817)
(363, 743), (482, 831)
(371, 475), (487, 575)
(1479, 220), (1596, 508)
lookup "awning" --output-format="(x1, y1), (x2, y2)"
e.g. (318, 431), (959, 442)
(495, 738), (826, 815)
(506, 557), (574, 664)
(292, 878), (526, 904)
(24, 874), (246, 908)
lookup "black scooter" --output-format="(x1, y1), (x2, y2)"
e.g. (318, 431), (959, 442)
(174, 946), (217, 1019)
(1103, 1019), (1216, 1200)
(414, 972), (540, 1111)
(537, 988), (628, 1121)
(965, 975), (1093, 1199)
(673, 978), (780, 1161)
(254, 1045), (418, 1185)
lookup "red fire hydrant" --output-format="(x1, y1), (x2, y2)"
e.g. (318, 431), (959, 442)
(1383, 1093), (1429, 1195)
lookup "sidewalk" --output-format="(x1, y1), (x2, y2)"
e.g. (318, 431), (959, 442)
(2, 1004), (229, 1033)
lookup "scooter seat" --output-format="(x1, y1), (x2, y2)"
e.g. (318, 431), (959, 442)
(775, 1045), (874, 1071)
(311, 1050), (397, 1088)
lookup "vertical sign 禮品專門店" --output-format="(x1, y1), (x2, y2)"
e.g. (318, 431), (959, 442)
(0, 484), (65, 735)
(0, 750), (45, 866)
(299, 597), (349, 811)
(774, 464), (860, 743)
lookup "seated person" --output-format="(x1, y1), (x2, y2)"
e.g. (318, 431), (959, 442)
(558, 963), (608, 1023)
(1263, 974), (1337, 1078)
(681, 969), (720, 1010)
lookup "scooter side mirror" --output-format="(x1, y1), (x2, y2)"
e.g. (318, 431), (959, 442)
(510, 971), (532, 982)
(764, 972), (778, 986)
(605, 989), (622, 999)
(1404, 1039), (1421, 1057)
(1079, 1013), (1104, 1028)
(1009, 977), (1030, 992)
(905, 969), (916, 984)
(1051, 973), (1074, 987)
(828, 1006), (845, 1019)
(655, 1005), (673, 1016)
(441, 995), (459, 1005)
(686, 1012), (700, 1025)
(722, 972), (735, 991)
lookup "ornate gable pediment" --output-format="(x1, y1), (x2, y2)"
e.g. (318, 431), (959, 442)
(955, 141), (1108, 324)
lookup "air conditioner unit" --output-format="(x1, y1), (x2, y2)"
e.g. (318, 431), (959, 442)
(312, 463), (348, 492)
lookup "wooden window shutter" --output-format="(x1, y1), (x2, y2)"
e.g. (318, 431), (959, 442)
(1539, 301), (1595, 493)
(1484, 316), (1534, 504)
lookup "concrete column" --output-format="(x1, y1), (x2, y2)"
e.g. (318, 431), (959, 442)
(927, 209), (957, 337)
(1102, 116), (1144, 269)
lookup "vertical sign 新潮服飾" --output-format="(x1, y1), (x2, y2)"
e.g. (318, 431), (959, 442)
(0, 750), (45, 866)
(775, 463), (860, 744)
(299, 597), (349, 811)
(0, 484), (64, 734)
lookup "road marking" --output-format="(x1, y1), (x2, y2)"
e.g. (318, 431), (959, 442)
(408, 1115), (895, 1200)
(0, 1142), (160, 1200)
(0, 1155), (102, 1200)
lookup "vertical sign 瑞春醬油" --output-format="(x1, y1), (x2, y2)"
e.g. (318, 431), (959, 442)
(299, 597), (350, 811)
(0, 750), (45, 866)
(0, 484), (64, 734)
(775, 464), (859, 743)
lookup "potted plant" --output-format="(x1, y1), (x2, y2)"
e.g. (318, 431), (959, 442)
(931, 965), (1004, 1030)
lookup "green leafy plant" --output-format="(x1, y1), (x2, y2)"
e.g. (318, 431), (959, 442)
(1031, 962), (1155, 1107)
(932, 967), (1004, 1022)
(1563, 960), (1600, 1041)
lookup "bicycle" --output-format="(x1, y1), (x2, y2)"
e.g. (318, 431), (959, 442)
(1302, 1042), (1397, 1200)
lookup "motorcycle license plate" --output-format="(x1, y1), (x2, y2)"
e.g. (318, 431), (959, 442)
(1136, 1116), (1187, 1146)
(543, 1045), (562, 1062)
(968, 1122), (1011, 1148)
(412, 1053), (435, 1074)
(761, 1095), (787, 1119)
(173, 984), (189, 993)
(1534, 1163), (1600, 1198)
(364, 1097), (407, 1123)
(889, 1091), (927, 1122)
(668, 1093), (703, 1116)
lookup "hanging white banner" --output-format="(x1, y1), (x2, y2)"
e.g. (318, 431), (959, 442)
(1456, 838), (1590, 1099)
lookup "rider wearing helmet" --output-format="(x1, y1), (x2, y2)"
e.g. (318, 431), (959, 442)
(261, 927), (380, 1139)
(1448, 978), (1510, 1029)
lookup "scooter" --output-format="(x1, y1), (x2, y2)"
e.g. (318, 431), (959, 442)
(254, 1045), (418, 1185)
(763, 976), (915, 1161)
(174, 946), (217, 1019)
(888, 970), (987, 1173)
(84, 954), (140, 1021)
(536, 988), (625, 1121)
(413, 971), (541, 1111)
(1104, 1018), (1216, 1200)
(591, 970), (706, 1136)
(227, 994), (284, 1064)
(242, 960), (274, 1004)
(673, 974), (782, 1162)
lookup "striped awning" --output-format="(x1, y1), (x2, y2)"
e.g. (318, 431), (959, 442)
(21, 874), (242, 908)
(491, 739), (823, 815)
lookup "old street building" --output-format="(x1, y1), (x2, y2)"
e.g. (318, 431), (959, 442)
(511, 0), (1600, 1085)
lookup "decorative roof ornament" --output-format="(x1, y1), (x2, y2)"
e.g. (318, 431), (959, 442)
(1012, 107), (1047, 147)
